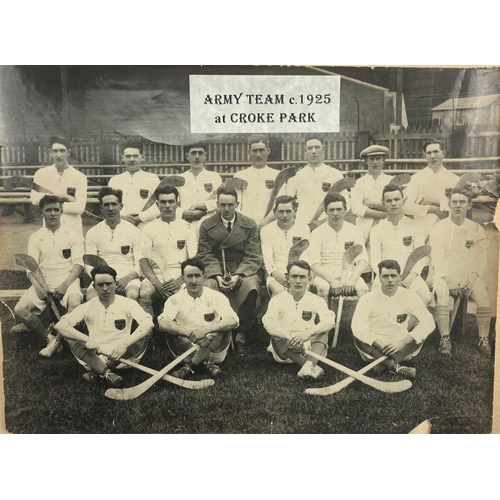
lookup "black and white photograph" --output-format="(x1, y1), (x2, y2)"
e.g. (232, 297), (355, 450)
(0, 65), (498, 435)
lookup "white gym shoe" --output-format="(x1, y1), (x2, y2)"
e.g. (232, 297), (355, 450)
(297, 361), (316, 379)
(39, 334), (63, 358)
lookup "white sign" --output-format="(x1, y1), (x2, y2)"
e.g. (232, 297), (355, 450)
(190, 75), (340, 133)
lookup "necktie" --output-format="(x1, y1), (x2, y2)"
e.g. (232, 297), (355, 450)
(227, 222), (232, 232)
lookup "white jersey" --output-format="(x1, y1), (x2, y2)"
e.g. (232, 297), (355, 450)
(429, 217), (486, 280)
(279, 163), (348, 226)
(27, 224), (84, 288)
(233, 165), (280, 224)
(260, 220), (310, 275)
(178, 169), (222, 213)
(62, 295), (151, 350)
(158, 286), (239, 330)
(30, 164), (87, 233)
(352, 287), (435, 346)
(139, 218), (197, 280)
(370, 216), (426, 276)
(308, 220), (367, 277)
(263, 290), (335, 338)
(108, 170), (160, 222)
(85, 220), (142, 279)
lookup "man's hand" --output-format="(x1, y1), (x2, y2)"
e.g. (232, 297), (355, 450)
(308, 219), (326, 231)
(219, 275), (240, 293)
(108, 342), (129, 361)
(289, 331), (309, 352)
(182, 209), (206, 223)
(162, 278), (179, 295)
(34, 285), (50, 301)
(380, 339), (411, 357)
(419, 197), (440, 206)
(342, 277), (357, 297)
(52, 282), (69, 300)
(85, 338), (101, 356)
(154, 281), (169, 301)
(462, 272), (479, 294)
(122, 214), (140, 226)
(116, 276), (132, 295)
(329, 278), (342, 297)
(58, 194), (76, 203)
(271, 271), (289, 288)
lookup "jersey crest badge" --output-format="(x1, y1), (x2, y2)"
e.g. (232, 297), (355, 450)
(121, 245), (130, 255)
(265, 180), (275, 189)
(140, 189), (149, 199)
(62, 248), (71, 259)
(204, 183), (213, 193)
(204, 313), (215, 322)
(322, 182), (331, 193)
(465, 240), (473, 249)
(403, 236), (413, 246)
(397, 314), (408, 323)
(114, 319), (126, 330)
(66, 187), (76, 197)
(344, 241), (354, 250)
(302, 311), (312, 321)
(292, 236), (301, 245)
(177, 240), (186, 250)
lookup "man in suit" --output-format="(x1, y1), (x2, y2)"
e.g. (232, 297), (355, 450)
(197, 185), (263, 357)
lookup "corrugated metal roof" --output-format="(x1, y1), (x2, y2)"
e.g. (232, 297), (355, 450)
(432, 94), (500, 111)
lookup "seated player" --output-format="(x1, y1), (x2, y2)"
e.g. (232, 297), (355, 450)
(55, 265), (154, 387)
(138, 185), (197, 317)
(260, 195), (310, 296)
(309, 193), (369, 303)
(370, 184), (432, 306)
(85, 187), (142, 301)
(262, 260), (335, 379)
(430, 188), (492, 357)
(351, 259), (435, 380)
(158, 258), (239, 379)
(12, 195), (83, 358)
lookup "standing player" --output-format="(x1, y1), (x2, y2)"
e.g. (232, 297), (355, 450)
(370, 185), (432, 306)
(309, 193), (368, 303)
(262, 260), (335, 379)
(197, 185), (263, 357)
(12, 195), (83, 357)
(351, 259), (435, 379)
(260, 195), (310, 296)
(85, 187), (142, 301)
(55, 265), (154, 387)
(158, 258), (239, 379)
(30, 136), (87, 236)
(429, 188), (492, 356)
(233, 135), (280, 225)
(404, 138), (458, 237)
(108, 140), (160, 228)
(138, 185), (197, 316)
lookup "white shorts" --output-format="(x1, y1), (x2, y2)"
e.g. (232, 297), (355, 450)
(22, 279), (82, 312)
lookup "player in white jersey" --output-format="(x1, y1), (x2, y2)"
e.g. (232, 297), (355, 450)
(352, 259), (435, 380)
(233, 135), (280, 225)
(30, 136), (88, 236)
(108, 140), (161, 228)
(56, 265), (153, 387)
(405, 138), (459, 237)
(429, 188), (492, 357)
(158, 258), (239, 379)
(370, 184), (432, 306)
(12, 195), (83, 358)
(138, 185), (197, 317)
(263, 260), (335, 379)
(308, 193), (369, 303)
(260, 195), (310, 296)
(85, 187), (142, 301)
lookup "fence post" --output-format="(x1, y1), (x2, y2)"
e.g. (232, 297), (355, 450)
(356, 131), (370, 158)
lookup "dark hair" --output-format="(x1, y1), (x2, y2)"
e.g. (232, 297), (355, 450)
(217, 184), (238, 202)
(181, 258), (205, 274)
(378, 259), (401, 275)
(154, 184), (179, 201)
(423, 138), (445, 153)
(449, 186), (473, 202)
(98, 186), (123, 204)
(304, 133), (324, 145)
(91, 265), (117, 282)
(274, 195), (298, 212)
(323, 193), (347, 211)
(49, 135), (71, 150)
(39, 195), (61, 209)
(382, 184), (404, 201)
(123, 139), (143, 154)
(186, 142), (207, 153)
(286, 259), (311, 274)
(248, 134), (269, 147)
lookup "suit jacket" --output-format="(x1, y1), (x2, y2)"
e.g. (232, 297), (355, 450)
(197, 212), (263, 279)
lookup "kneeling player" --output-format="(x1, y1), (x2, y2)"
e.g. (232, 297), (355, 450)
(158, 258), (239, 379)
(262, 260), (336, 379)
(56, 265), (154, 387)
(351, 260), (435, 380)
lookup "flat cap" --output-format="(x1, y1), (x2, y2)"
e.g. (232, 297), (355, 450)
(360, 145), (390, 159)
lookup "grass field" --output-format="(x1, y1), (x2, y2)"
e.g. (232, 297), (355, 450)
(1, 299), (495, 434)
